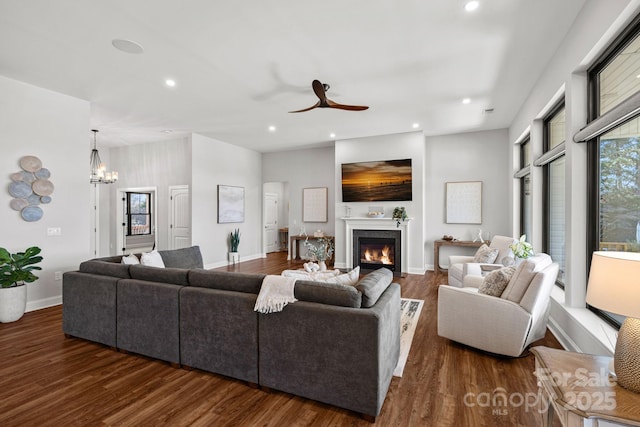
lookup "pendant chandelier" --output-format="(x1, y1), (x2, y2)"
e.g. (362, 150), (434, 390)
(89, 129), (118, 184)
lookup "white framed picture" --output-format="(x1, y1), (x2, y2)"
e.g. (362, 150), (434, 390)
(218, 185), (245, 223)
(445, 181), (482, 224)
(303, 187), (328, 223)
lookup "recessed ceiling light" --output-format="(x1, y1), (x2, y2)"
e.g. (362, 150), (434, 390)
(165, 79), (176, 88)
(462, 98), (471, 104)
(112, 39), (144, 54)
(412, 123), (420, 129)
(329, 133), (336, 138)
(465, 1), (479, 12)
(268, 125), (276, 132)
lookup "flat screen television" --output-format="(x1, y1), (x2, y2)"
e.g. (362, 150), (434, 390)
(341, 159), (413, 202)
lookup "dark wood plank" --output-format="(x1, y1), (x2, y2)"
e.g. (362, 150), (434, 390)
(0, 252), (562, 426)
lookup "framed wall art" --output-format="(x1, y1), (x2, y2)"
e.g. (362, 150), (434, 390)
(445, 181), (482, 224)
(218, 185), (245, 223)
(303, 187), (328, 223)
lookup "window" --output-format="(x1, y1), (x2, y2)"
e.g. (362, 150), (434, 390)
(126, 192), (151, 236)
(586, 19), (640, 327)
(517, 137), (532, 239)
(542, 102), (566, 286)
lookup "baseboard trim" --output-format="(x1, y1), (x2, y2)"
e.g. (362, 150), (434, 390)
(26, 295), (62, 313)
(204, 252), (265, 270)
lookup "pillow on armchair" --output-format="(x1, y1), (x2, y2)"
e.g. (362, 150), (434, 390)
(478, 266), (516, 297)
(472, 244), (499, 264)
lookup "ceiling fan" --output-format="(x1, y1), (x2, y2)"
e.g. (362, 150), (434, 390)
(289, 80), (369, 113)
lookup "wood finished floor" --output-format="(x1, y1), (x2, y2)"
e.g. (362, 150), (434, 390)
(0, 252), (562, 426)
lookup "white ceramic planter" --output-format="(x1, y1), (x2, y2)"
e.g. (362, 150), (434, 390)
(0, 285), (27, 323)
(228, 252), (239, 264)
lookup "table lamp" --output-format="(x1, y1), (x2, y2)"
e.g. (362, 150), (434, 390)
(586, 251), (640, 393)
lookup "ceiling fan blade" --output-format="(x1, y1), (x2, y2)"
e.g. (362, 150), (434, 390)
(326, 98), (369, 111)
(289, 101), (320, 113)
(312, 80), (327, 103)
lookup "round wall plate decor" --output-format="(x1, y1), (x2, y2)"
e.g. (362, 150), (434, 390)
(9, 181), (32, 198)
(19, 156), (42, 172)
(21, 206), (43, 222)
(32, 179), (54, 196)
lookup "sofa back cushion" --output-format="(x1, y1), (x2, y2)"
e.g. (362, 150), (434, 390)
(501, 253), (553, 304)
(294, 280), (362, 308)
(129, 264), (189, 286)
(188, 270), (264, 294)
(355, 267), (394, 307)
(79, 260), (131, 279)
(159, 246), (204, 269)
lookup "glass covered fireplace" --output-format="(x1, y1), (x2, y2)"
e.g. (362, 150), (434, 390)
(353, 229), (401, 276)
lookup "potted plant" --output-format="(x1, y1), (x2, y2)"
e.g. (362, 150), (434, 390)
(510, 234), (534, 261)
(304, 237), (335, 271)
(392, 207), (408, 228)
(0, 246), (42, 323)
(228, 229), (241, 264)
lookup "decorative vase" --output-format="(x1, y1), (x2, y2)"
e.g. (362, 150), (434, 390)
(0, 285), (27, 323)
(318, 260), (327, 271)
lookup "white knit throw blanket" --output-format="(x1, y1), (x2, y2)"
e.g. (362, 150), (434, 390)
(254, 275), (298, 314)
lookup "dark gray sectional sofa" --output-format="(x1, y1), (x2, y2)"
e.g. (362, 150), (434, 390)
(62, 246), (401, 420)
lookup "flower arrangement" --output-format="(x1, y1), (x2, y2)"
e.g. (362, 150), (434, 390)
(304, 237), (334, 262)
(392, 207), (407, 228)
(510, 234), (533, 259)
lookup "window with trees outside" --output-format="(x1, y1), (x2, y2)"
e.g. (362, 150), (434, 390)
(542, 103), (566, 287)
(586, 19), (640, 327)
(126, 192), (151, 236)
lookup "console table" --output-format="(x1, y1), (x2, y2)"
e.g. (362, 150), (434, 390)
(531, 346), (640, 427)
(290, 235), (334, 262)
(433, 239), (486, 275)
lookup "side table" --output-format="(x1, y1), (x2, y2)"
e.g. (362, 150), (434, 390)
(531, 346), (640, 427)
(433, 239), (487, 275)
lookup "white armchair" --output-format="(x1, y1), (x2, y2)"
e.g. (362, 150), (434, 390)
(437, 253), (559, 357)
(447, 235), (517, 287)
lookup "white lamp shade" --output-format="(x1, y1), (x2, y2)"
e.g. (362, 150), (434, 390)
(586, 251), (640, 319)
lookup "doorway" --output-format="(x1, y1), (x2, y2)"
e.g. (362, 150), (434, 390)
(168, 185), (190, 249)
(263, 182), (289, 254)
(116, 187), (158, 254)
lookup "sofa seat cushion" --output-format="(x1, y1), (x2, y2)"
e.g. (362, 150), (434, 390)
(294, 280), (362, 308)
(188, 270), (264, 294)
(130, 264), (189, 286)
(355, 267), (393, 307)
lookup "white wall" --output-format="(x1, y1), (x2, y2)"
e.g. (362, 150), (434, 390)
(334, 132), (425, 274)
(0, 75), (90, 311)
(263, 146), (335, 238)
(508, 0), (640, 355)
(106, 138), (192, 254)
(425, 129), (510, 270)
(191, 133), (263, 267)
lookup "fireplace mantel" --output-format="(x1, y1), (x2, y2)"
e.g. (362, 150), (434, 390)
(341, 217), (412, 273)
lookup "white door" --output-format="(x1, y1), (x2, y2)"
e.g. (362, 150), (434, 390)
(264, 192), (278, 253)
(169, 185), (190, 249)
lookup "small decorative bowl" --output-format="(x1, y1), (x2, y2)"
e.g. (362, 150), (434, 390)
(368, 212), (385, 218)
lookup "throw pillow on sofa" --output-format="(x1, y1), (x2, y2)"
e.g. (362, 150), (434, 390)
(478, 266), (516, 297)
(141, 250), (165, 268)
(121, 253), (140, 265)
(325, 266), (360, 286)
(473, 244), (499, 264)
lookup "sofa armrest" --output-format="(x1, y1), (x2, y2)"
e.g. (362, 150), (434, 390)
(437, 285), (532, 357)
(461, 274), (484, 288)
(449, 255), (475, 266)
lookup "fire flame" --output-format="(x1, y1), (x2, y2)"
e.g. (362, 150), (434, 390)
(363, 245), (393, 265)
